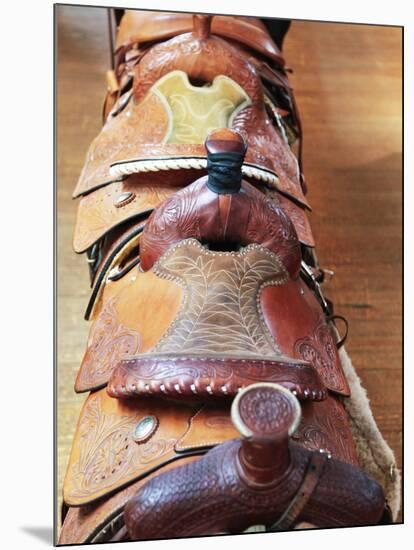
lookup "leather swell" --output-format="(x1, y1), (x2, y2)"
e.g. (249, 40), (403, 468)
(140, 177), (301, 278)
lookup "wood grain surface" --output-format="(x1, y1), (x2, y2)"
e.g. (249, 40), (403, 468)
(56, 5), (402, 532)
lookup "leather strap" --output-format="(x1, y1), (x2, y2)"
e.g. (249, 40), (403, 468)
(329, 314), (349, 349)
(269, 451), (328, 531)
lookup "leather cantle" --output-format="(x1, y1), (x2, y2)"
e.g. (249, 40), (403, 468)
(116, 11), (286, 67)
(73, 32), (307, 208)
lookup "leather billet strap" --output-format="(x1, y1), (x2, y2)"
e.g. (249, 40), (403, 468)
(270, 451), (329, 531)
(300, 260), (349, 348)
(84, 221), (144, 320)
(300, 260), (331, 315)
(329, 315), (349, 349)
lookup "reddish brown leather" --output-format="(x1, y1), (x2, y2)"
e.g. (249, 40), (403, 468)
(269, 190), (315, 247)
(124, 441), (384, 538)
(133, 33), (261, 106)
(107, 356), (327, 401)
(116, 11), (285, 66)
(59, 456), (198, 545)
(140, 177), (301, 278)
(293, 394), (359, 465)
(261, 280), (350, 396)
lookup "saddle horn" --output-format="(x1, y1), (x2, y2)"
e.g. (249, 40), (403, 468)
(192, 14), (212, 40)
(124, 383), (386, 539)
(139, 129), (301, 278)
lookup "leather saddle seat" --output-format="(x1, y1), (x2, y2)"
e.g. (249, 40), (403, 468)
(74, 129), (349, 401)
(74, 20), (304, 199)
(106, 132), (349, 402)
(72, 12), (315, 258)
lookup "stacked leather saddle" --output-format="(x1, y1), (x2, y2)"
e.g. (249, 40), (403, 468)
(59, 11), (399, 544)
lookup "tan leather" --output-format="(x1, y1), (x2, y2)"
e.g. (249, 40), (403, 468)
(59, 456), (198, 544)
(76, 268), (183, 392)
(73, 179), (177, 253)
(147, 70), (252, 144)
(73, 92), (170, 198)
(175, 403), (238, 451)
(138, 239), (290, 358)
(116, 11), (285, 66)
(63, 388), (200, 505)
(292, 394), (358, 465)
(73, 31), (307, 209)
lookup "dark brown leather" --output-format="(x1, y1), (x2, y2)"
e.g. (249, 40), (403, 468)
(126, 440), (384, 538)
(124, 385), (384, 539)
(59, 456), (199, 545)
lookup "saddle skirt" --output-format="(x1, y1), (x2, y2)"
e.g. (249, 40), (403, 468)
(60, 10), (400, 545)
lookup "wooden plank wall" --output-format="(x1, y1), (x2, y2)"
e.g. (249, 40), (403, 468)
(284, 22), (402, 507)
(56, 6), (402, 531)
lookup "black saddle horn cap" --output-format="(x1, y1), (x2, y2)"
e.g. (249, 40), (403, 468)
(205, 128), (247, 194)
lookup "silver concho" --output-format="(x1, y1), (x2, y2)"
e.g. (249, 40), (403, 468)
(132, 415), (159, 444)
(114, 191), (136, 208)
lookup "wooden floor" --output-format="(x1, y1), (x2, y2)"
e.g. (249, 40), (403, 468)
(56, 6), (402, 532)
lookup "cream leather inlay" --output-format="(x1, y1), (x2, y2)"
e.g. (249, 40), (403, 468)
(151, 239), (289, 356)
(152, 70), (251, 144)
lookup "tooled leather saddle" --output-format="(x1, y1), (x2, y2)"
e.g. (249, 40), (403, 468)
(59, 10), (399, 544)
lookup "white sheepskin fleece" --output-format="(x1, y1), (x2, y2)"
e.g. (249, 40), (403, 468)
(339, 346), (401, 520)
